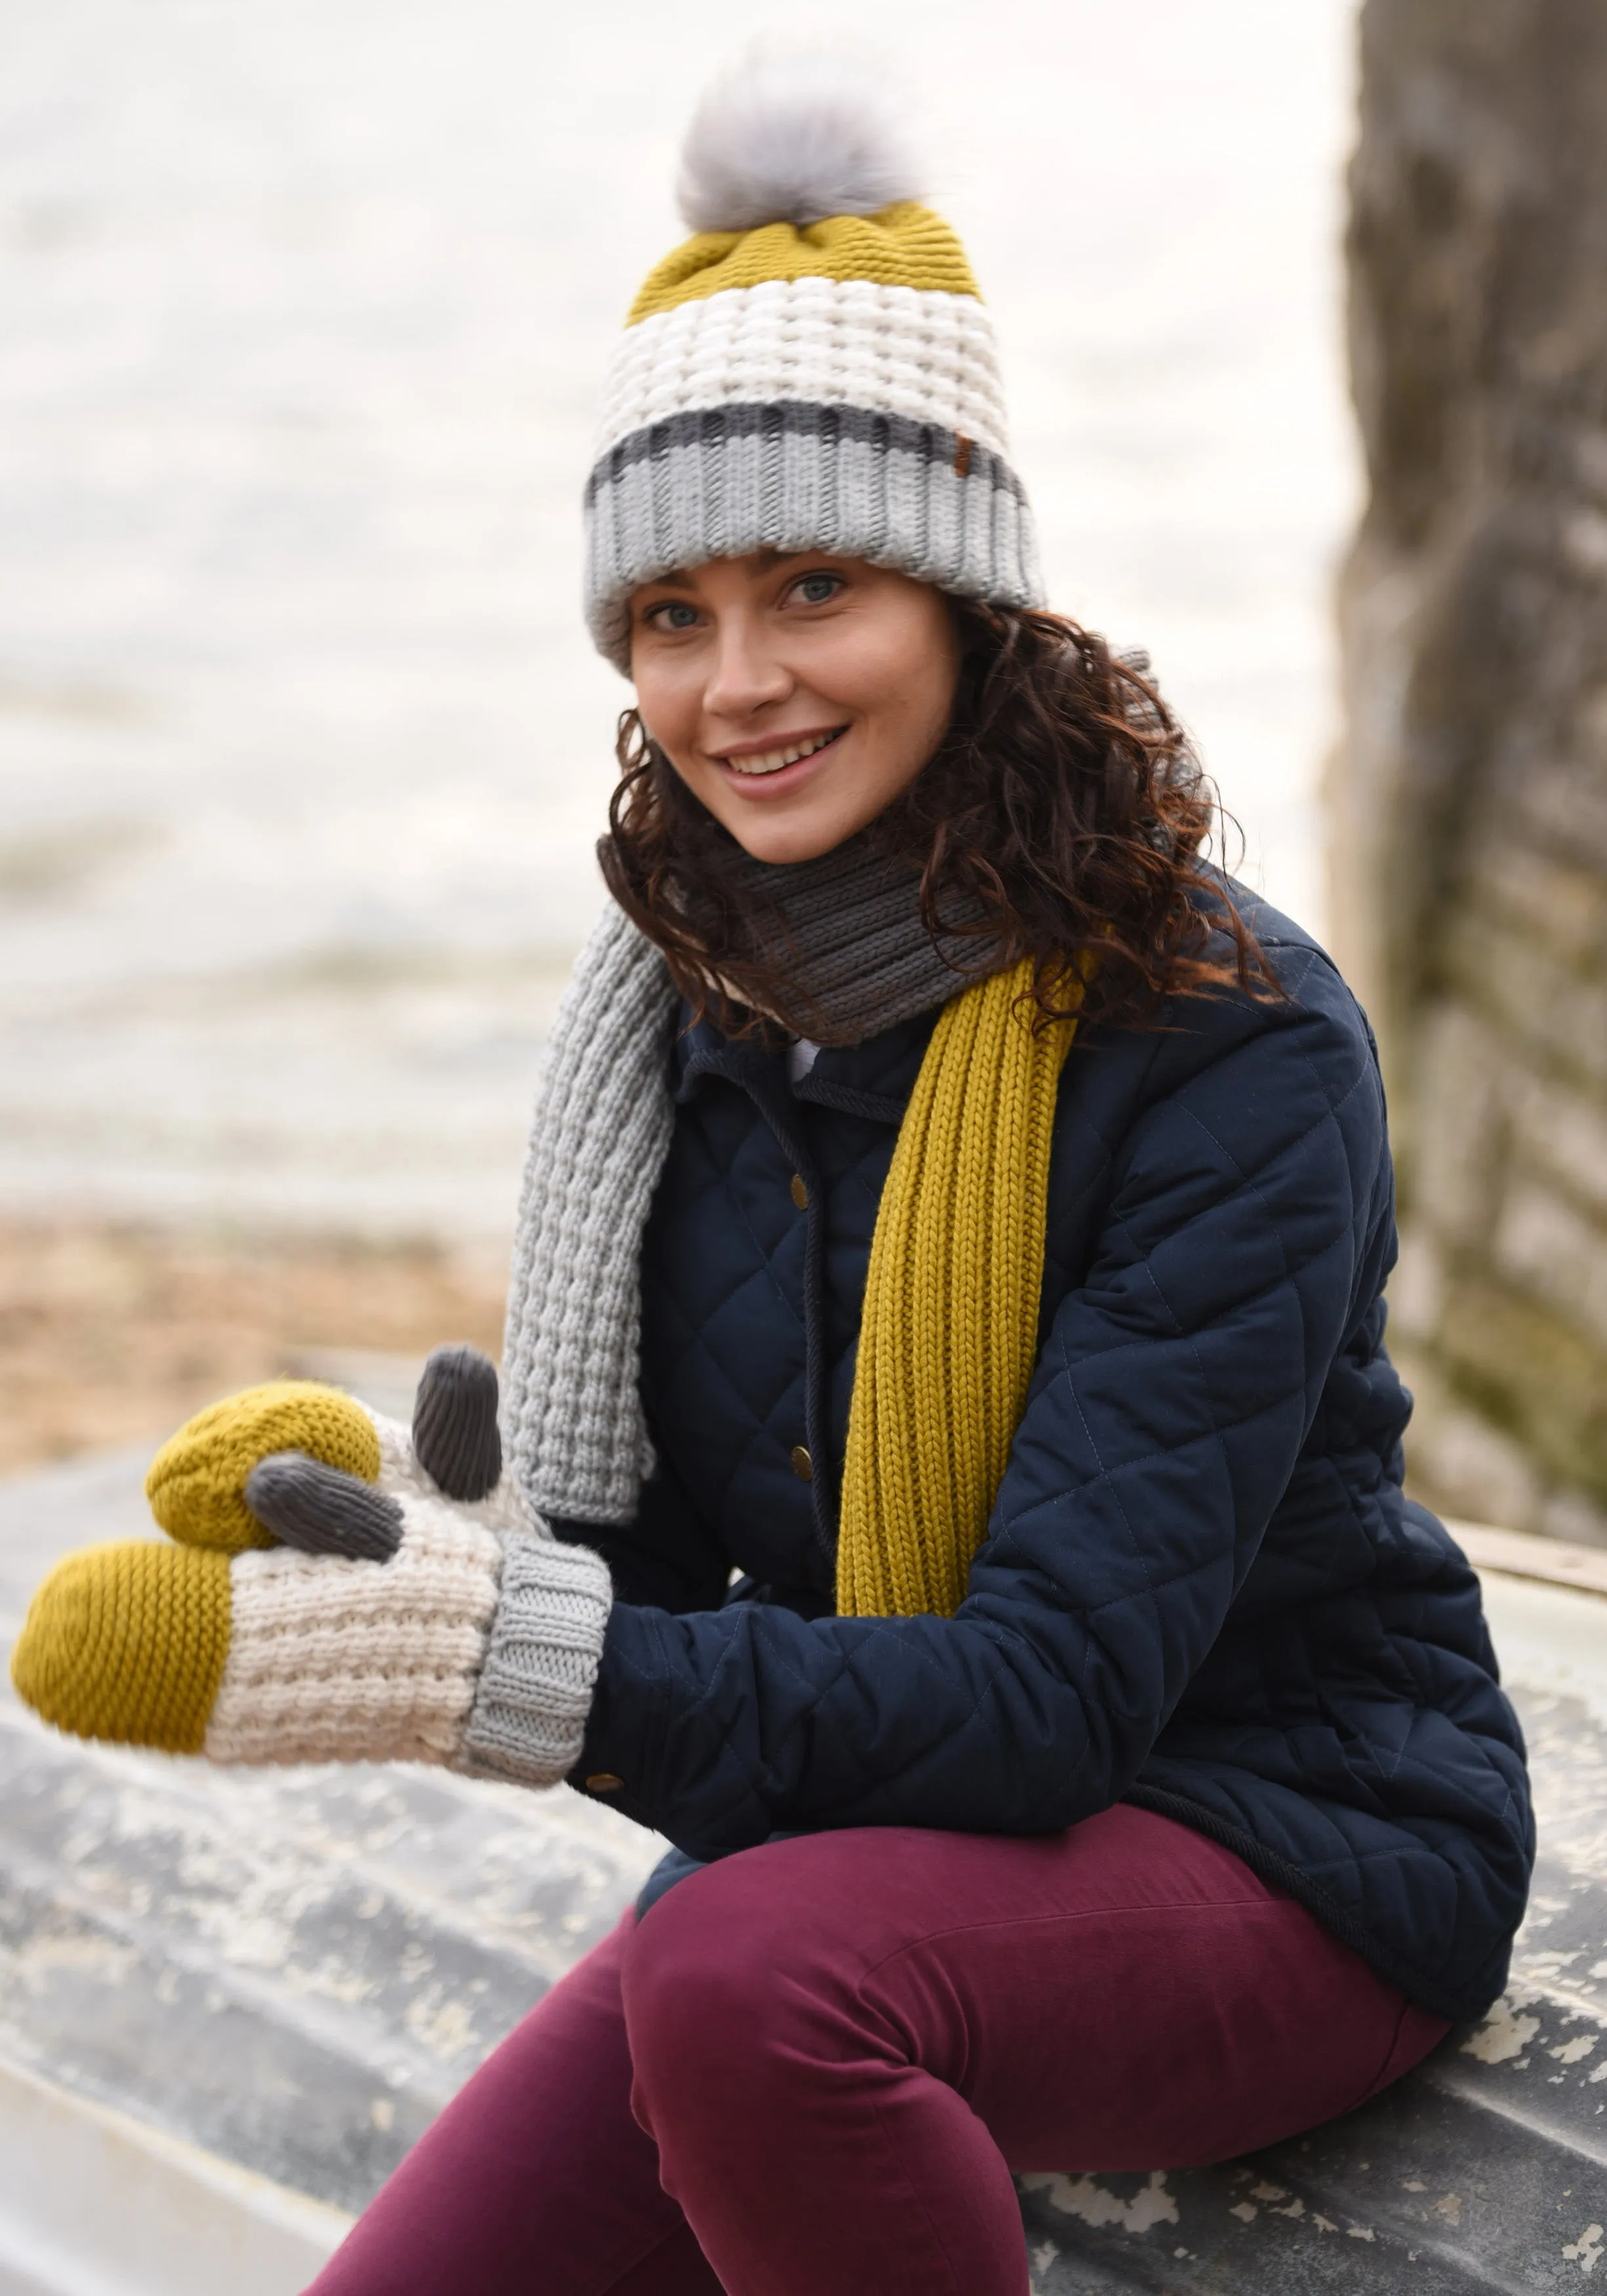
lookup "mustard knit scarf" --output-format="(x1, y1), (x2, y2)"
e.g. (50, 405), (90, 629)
(836, 955), (1082, 1618)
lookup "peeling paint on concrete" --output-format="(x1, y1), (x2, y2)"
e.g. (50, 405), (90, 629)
(1461, 1996), (1543, 2063)
(1566, 2223), (1605, 2274)
(1016, 2171), (1179, 2236)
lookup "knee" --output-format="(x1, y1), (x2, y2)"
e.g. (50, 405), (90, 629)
(620, 1851), (848, 2119)
(624, 1858), (784, 2068)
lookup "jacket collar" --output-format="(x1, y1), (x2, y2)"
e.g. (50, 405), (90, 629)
(670, 1005), (938, 1126)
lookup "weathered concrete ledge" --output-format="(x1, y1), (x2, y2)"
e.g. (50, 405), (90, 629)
(3, 1454), (1606, 2292)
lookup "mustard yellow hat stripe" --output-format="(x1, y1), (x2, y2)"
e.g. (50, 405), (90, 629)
(627, 205), (981, 325)
(837, 960), (1082, 1620)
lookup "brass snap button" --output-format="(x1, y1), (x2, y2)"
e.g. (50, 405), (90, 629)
(790, 1445), (813, 1483)
(789, 1172), (809, 1210)
(585, 1772), (625, 1794)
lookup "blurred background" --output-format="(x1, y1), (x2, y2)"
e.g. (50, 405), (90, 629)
(3, 0), (1606, 1574)
(1, 0), (1361, 1464)
(5, 3), (1607, 2279)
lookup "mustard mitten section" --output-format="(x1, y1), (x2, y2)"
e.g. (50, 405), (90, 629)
(10, 1541), (231, 1754)
(146, 1382), (382, 1555)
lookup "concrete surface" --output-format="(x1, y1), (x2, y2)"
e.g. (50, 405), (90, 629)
(3, 1448), (1606, 2291)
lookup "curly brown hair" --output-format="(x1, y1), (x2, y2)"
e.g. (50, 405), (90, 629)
(598, 601), (1277, 1037)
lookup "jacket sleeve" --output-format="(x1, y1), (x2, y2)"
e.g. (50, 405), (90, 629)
(578, 964), (1389, 1859)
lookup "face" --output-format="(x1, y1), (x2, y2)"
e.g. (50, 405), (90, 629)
(627, 552), (961, 865)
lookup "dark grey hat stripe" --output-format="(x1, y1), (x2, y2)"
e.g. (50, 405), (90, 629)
(584, 401), (1027, 511)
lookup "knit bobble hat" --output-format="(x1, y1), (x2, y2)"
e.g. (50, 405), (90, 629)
(584, 48), (1044, 669)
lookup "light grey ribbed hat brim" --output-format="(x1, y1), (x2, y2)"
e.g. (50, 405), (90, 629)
(584, 399), (1044, 671)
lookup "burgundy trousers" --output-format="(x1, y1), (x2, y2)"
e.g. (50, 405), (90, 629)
(309, 1808), (1446, 2296)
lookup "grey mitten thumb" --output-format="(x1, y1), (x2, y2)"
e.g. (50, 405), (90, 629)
(412, 1345), (502, 1501)
(245, 1454), (403, 1561)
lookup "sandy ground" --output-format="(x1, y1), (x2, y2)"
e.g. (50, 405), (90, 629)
(0, 1219), (506, 1473)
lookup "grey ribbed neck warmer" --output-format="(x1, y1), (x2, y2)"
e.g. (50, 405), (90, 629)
(718, 836), (999, 1046)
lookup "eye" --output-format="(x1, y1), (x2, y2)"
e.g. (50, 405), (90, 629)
(791, 570), (844, 606)
(645, 600), (700, 632)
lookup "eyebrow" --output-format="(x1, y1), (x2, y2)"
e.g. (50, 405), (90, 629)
(641, 547), (804, 597)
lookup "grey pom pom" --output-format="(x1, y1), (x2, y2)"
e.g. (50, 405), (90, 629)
(676, 44), (929, 233)
(246, 1452), (403, 1562)
(413, 1345), (502, 1503)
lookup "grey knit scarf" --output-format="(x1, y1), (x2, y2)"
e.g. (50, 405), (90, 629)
(500, 847), (1001, 1525)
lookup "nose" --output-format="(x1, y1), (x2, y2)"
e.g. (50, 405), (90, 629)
(701, 607), (792, 724)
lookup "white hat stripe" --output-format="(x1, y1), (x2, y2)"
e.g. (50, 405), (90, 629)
(596, 279), (1010, 459)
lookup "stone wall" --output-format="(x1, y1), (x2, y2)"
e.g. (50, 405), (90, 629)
(1336, 0), (1607, 1543)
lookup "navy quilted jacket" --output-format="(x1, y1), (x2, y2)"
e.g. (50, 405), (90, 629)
(559, 892), (1533, 2024)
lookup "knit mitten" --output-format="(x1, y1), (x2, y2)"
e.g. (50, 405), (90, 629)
(10, 1351), (612, 1788)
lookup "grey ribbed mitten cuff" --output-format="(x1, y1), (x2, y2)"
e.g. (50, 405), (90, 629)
(457, 1536), (613, 1789)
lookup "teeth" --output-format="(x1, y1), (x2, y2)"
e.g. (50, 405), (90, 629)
(726, 730), (842, 776)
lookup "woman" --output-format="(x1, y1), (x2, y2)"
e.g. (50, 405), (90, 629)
(13, 53), (1532, 2296)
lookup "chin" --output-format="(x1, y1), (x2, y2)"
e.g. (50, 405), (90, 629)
(724, 815), (858, 866)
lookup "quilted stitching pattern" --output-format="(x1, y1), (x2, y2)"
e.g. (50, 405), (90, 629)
(575, 898), (1534, 2025)
(635, 1025), (916, 1598)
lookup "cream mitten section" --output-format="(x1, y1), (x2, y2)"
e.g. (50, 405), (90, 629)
(203, 1495), (502, 1768)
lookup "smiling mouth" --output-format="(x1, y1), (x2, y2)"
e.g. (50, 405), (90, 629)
(719, 727), (848, 778)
